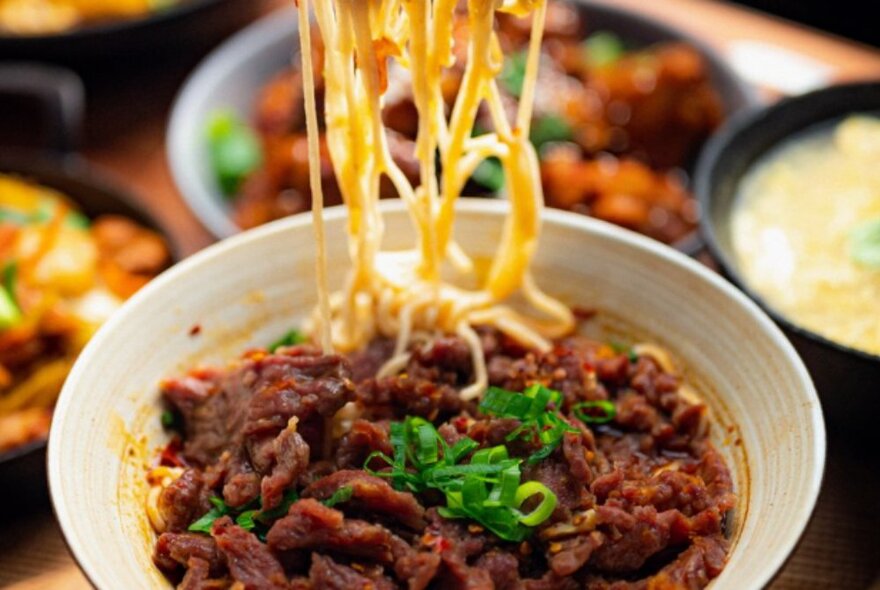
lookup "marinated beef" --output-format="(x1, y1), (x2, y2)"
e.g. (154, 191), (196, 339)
(153, 330), (734, 589)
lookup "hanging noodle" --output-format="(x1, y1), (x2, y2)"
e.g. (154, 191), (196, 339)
(298, 0), (574, 400)
(297, 0), (333, 353)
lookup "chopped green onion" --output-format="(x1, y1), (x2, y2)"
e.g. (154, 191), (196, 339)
(389, 421), (410, 484)
(322, 485), (354, 508)
(850, 218), (880, 269)
(0, 262), (21, 330)
(573, 400), (617, 425)
(472, 122), (489, 137)
(1, 261), (18, 301)
(206, 110), (263, 197)
(514, 481), (557, 526)
(481, 385), (557, 420)
(0, 207), (33, 225)
(160, 411), (175, 428)
(257, 489), (299, 522)
(526, 442), (558, 464)
(32, 201), (55, 224)
(269, 329), (306, 352)
(64, 211), (91, 229)
(584, 31), (625, 68)
(486, 463), (520, 507)
(530, 115), (574, 150)
(0, 200), (90, 230)
(426, 461), (516, 482)
(609, 340), (628, 354)
(471, 445), (509, 465)
(526, 415), (578, 465)
(364, 410), (560, 541)
(0, 285), (21, 330)
(188, 496), (230, 534)
(610, 341), (639, 364)
(472, 157), (505, 192)
(189, 489), (298, 536)
(415, 422), (441, 464)
(498, 50), (528, 97)
(448, 437), (479, 464)
(235, 509), (259, 531)
(0, 200), (54, 226)
(188, 507), (224, 533)
(524, 384), (562, 410)
(364, 450), (395, 475)
(483, 385), (577, 465)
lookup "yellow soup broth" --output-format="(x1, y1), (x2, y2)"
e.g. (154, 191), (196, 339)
(732, 115), (880, 355)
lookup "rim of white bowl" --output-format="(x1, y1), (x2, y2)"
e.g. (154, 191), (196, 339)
(48, 199), (826, 589)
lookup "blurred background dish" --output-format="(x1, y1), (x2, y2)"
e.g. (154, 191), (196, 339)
(168, 0), (757, 249)
(696, 81), (880, 438)
(0, 63), (179, 504)
(0, 0), (265, 65)
(0, 0), (183, 36)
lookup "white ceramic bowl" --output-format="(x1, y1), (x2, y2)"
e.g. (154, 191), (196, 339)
(49, 201), (825, 589)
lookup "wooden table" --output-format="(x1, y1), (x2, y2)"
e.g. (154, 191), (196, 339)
(2, 0), (880, 588)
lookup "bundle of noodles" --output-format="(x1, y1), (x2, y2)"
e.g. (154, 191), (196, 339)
(299, 0), (574, 399)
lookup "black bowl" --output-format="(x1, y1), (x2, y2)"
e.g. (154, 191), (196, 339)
(0, 152), (183, 507)
(0, 0), (266, 66)
(1, 63), (181, 505)
(695, 81), (880, 438)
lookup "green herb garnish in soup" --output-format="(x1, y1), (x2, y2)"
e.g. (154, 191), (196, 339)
(731, 115), (880, 355)
(850, 218), (880, 269)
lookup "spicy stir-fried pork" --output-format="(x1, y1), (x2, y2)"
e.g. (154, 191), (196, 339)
(151, 328), (735, 589)
(219, 1), (720, 245)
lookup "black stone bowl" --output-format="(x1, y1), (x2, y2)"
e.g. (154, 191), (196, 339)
(694, 81), (880, 440)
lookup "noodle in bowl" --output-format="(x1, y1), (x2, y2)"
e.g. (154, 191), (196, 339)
(48, 200), (824, 589)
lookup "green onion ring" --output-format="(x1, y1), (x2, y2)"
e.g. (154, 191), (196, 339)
(514, 481), (557, 526)
(573, 400), (617, 425)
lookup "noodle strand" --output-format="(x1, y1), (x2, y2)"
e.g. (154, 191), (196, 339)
(299, 0), (574, 397)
